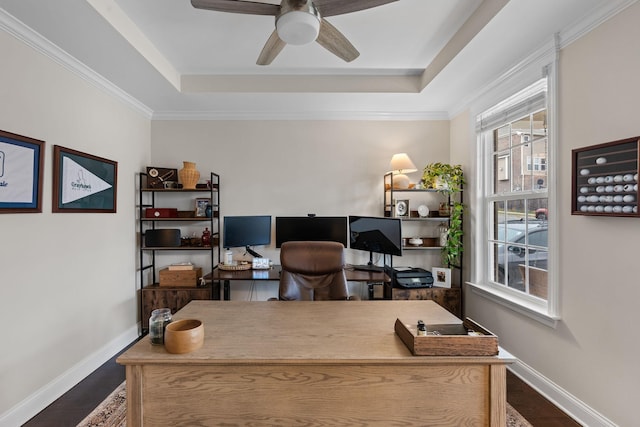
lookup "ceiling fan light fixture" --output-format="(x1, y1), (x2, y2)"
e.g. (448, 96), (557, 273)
(276, 11), (320, 45)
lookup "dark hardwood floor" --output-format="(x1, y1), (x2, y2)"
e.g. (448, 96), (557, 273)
(22, 343), (132, 427)
(23, 340), (581, 426)
(507, 370), (582, 426)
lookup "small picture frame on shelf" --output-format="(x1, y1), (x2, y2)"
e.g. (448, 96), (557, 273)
(394, 199), (410, 217)
(432, 267), (451, 288)
(195, 198), (210, 217)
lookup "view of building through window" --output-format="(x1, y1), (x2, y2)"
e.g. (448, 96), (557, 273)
(484, 84), (549, 300)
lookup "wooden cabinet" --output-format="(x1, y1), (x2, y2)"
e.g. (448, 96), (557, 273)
(141, 285), (215, 329)
(387, 285), (461, 317)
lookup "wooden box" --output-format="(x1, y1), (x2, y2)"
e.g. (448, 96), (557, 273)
(145, 208), (178, 218)
(395, 317), (498, 356)
(159, 267), (202, 287)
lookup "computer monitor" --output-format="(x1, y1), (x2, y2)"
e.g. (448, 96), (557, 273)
(275, 216), (348, 248)
(348, 215), (403, 270)
(223, 215), (271, 258)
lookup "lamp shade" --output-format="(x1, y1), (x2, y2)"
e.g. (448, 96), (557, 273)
(389, 153), (417, 174)
(388, 153), (417, 189)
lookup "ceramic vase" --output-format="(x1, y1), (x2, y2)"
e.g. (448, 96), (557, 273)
(178, 161), (200, 189)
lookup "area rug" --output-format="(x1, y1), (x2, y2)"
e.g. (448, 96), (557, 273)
(76, 381), (532, 427)
(76, 382), (126, 427)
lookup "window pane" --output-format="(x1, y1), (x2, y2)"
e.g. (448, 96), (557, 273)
(531, 198), (548, 221)
(521, 264), (548, 300)
(495, 124), (511, 151)
(490, 200), (506, 240)
(490, 241), (504, 285)
(532, 109), (547, 136)
(511, 146), (526, 192)
(513, 115), (532, 148)
(507, 199), (526, 221)
(531, 137), (548, 189)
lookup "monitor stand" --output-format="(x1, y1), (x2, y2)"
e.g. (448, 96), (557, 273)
(245, 246), (263, 258)
(352, 252), (384, 272)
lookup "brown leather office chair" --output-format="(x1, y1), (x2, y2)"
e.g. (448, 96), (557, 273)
(277, 241), (356, 301)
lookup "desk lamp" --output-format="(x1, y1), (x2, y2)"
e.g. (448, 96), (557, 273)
(389, 153), (417, 189)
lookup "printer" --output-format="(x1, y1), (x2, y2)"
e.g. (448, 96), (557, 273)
(386, 266), (434, 289)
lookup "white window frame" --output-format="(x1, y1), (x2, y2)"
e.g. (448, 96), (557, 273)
(468, 55), (560, 328)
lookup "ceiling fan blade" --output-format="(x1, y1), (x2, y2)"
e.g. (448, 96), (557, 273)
(191, 0), (279, 16)
(257, 30), (287, 65)
(314, 0), (398, 17)
(316, 19), (359, 62)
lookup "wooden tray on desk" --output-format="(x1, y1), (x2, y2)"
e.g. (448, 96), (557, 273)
(395, 317), (498, 356)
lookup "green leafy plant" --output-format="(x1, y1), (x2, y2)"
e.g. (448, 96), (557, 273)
(443, 202), (463, 267)
(421, 162), (465, 193)
(421, 163), (465, 267)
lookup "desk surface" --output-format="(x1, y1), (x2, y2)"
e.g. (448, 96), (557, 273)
(209, 264), (390, 283)
(118, 300), (511, 365)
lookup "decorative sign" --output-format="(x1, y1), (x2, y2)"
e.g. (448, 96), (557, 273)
(53, 145), (118, 213)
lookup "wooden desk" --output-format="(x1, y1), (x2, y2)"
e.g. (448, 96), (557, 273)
(209, 265), (389, 300)
(118, 300), (514, 426)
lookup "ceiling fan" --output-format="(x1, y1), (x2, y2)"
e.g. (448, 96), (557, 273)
(191, 0), (399, 65)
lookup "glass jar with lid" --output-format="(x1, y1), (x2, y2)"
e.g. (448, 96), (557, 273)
(438, 222), (449, 247)
(149, 308), (172, 345)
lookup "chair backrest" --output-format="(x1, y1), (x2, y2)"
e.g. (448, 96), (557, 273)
(279, 241), (350, 301)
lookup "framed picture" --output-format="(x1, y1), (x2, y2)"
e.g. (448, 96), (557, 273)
(195, 198), (210, 217)
(0, 130), (45, 213)
(52, 145), (118, 213)
(432, 267), (451, 288)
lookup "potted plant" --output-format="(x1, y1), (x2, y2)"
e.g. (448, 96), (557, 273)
(421, 162), (464, 193)
(421, 163), (465, 267)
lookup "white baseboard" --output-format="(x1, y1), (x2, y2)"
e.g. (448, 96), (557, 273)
(0, 325), (139, 427)
(509, 360), (618, 427)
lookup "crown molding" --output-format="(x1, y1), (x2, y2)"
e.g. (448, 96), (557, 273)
(449, 0), (638, 119)
(151, 110), (450, 121)
(0, 8), (154, 119)
(558, 0), (638, 48)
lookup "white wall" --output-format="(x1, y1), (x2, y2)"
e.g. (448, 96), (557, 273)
(0, 30), (150, 425)
(463, 3), (640, 426)
(151, 120), (451, 299)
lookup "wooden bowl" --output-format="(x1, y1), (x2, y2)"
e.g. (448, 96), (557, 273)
(164, 319), (204, 354)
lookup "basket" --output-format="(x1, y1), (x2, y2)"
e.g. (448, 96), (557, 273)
(218, 262), (252, 271)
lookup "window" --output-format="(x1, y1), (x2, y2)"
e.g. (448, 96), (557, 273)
(474, 77), (557, 323)
(526, 156), (546, 172)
